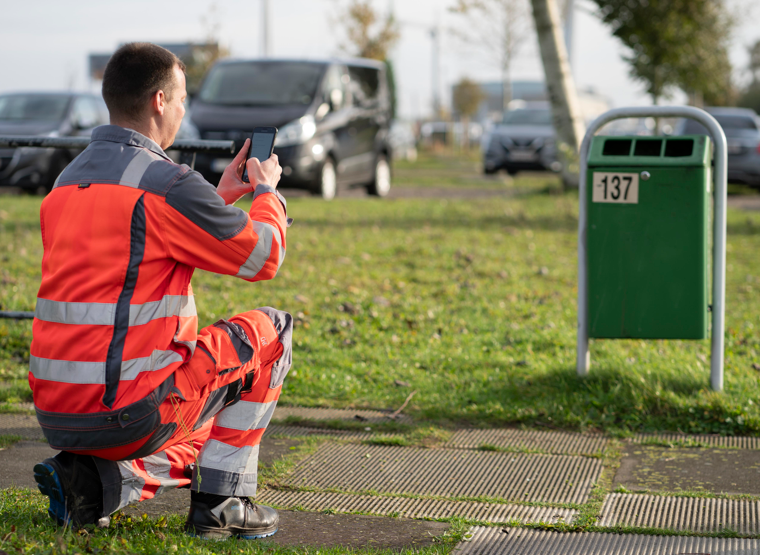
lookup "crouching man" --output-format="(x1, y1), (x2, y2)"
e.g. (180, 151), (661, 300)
(28, 42), (293, 540)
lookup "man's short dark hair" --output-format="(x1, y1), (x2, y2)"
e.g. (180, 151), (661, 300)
(102, 42), (186, 121)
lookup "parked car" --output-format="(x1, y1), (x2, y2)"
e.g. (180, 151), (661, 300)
(0, 92), (108, 192)
(190, 58), (393, 199)
(482, 101), (561, 175)
(674, 107), (760, 188)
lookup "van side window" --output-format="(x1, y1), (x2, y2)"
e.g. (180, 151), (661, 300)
(322, 65), (348, 111)
(347, 66), (380, 107)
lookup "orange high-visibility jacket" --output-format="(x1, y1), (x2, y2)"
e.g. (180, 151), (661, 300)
(29, 126), (288, 447)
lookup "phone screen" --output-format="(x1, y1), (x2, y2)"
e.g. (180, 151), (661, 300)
(249, 132), (275, 162)
(242, 128), (277, 183)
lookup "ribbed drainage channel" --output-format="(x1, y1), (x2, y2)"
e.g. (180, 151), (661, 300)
(600, 493), (760, 535)
(0, 413), (44, 440)
(273, 406), (410, 423)
(258, 490), (576, 524)
(447, 429), (607, 456)
(285, 444), (601, 504)
(634, 433), (760, 449)
(455, 527), (760, 554)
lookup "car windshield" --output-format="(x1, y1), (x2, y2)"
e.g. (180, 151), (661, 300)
(0, 95), (70, 121)
(199, 62), (326, 106)
(502, 109), (552, 126)
(683, 115), (759, 136)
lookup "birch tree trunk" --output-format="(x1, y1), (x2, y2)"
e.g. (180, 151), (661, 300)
(530, 0), (585, 189)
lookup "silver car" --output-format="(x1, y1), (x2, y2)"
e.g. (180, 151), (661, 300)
(675, 107), (760, 188)
(482, 101), (560, 176)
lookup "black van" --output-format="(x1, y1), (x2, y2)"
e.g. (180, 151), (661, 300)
(190, 58), (392, 199)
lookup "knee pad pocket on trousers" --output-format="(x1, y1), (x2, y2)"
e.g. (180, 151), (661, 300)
(254, 307), (294, 389)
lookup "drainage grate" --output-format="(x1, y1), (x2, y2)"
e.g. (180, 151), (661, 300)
(0, 413), (44, 440)
(273, 406), (410, 423)
(600, 493), (760, 534)
(447, 429), (607, 456)
(454, 526), (760, 554)
(258, 490), (576, 524)
(285, 444), (601, 505)
(634, 433), (760, 449)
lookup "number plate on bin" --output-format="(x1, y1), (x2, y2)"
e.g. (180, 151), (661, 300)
(592, 172), (639, 204)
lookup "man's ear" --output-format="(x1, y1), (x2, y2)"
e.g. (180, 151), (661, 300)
(151, 90), (166, 116)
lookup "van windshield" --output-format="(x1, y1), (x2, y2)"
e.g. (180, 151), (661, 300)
(199, 62), (327, 106)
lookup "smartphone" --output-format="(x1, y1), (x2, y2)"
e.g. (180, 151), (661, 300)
(242, 126), (278, 183)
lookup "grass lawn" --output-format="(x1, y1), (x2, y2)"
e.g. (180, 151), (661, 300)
(2, 152), (760, 436)
(1, 151), (760, 552)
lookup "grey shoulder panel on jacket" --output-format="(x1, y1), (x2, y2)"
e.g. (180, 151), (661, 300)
(53, 141), (184, 196)
(164, 169), (249, 241)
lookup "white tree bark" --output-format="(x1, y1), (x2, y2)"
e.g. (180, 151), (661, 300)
(530, 0), (584, 188)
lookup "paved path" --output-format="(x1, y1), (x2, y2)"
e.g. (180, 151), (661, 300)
(4, 407), (760, 552)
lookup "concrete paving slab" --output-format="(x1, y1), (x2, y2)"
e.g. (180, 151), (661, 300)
(615, 445), (760, 495)
(455, 526), (760, 554)
(0, 441), (56, 489)
(634, 433), (760, 449)
(264, 423), (400, 441)
(447, 429), (607, 456)
(600, 493), (760, 535)
(273, 406), (410, 423)
(0, 414), (44, 441)
(258, 489), (576, 524)
(285, 443), (602, 504)
(263, 511), (449, 551)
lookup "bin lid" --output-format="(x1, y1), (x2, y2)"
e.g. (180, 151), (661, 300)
(587, 135), (711, 168)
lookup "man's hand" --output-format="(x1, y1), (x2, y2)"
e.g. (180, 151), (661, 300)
(246, 152), (282, 190)
(215, 139), (282, 205)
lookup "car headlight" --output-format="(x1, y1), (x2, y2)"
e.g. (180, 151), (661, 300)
(275, 115), (316, 147)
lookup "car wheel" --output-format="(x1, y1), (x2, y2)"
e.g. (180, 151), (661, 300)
(315, 158), (337, 200)
(367, 155), (391, 197)
(506, 168), (519, 176)
(484, 166), (498, 175)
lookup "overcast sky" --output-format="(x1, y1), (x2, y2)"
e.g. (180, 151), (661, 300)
(1, 0), (758, 119)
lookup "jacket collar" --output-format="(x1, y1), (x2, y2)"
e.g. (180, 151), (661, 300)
(91, 125), (171, 161)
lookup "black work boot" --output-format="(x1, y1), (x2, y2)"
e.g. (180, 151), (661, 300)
(33, 451), (106, 528)
(185, 495), (279, 540)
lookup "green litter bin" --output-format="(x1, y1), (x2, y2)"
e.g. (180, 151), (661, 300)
(586, 135), (711, 339)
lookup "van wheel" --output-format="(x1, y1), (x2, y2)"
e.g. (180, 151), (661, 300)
(367, 155), (391, 197)
(315, 158), (337, 200)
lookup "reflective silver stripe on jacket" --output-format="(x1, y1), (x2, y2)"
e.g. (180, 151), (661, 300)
(30, 357), (106, 384)
(35, 295), (196, 327)
(129, 295), (197, 327)
(236, 221), (281, 279)
(35, 298), (115, 326)
(119, 149), (161, 187)
(120, 349), (184, 381)
(31, 348), (183, 384)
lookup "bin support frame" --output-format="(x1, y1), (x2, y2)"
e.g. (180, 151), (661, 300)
(577, 106), (728, 391)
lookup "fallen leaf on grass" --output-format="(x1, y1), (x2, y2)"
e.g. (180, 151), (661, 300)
(753, 363), (760, 372)
(394, 379), (411, 387)
(294, 294), (309, 303)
